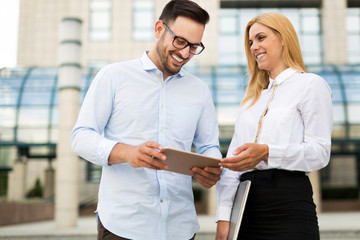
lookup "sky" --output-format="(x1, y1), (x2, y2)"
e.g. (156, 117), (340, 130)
(0, 0), (19, 68)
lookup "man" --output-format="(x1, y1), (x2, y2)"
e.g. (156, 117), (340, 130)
(71, 0), (222, 239)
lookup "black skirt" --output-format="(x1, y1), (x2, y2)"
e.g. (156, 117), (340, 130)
(238, 169), (319, 240)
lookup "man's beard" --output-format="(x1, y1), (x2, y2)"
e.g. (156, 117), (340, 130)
(156, 36), (188, 77)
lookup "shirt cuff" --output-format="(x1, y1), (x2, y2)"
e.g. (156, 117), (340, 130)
(267, 144), (284, 169)
(96, 138), (118, 166)
(203, 147), (222, 159)
(215, 206), (232, 222)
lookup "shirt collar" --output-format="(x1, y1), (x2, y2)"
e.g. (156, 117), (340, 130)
(268, 68), (297, 89)
(140, 51), (185, 78)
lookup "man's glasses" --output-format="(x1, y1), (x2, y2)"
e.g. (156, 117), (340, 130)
(163, 23), (205, 55)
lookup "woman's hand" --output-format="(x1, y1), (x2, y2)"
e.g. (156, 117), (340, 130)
(215, 221), (230, 240)
(220, 143), (269, 171)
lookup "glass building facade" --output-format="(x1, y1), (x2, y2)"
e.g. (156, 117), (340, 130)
(1, 0), (360, 207)
(1, 64), (360, 177)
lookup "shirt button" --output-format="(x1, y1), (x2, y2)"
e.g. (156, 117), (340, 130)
(160, 199), (163, 203)
(159, 175), (162, 179)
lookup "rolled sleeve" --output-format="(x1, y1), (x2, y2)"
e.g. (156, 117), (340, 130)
(97, 138), (118, 166)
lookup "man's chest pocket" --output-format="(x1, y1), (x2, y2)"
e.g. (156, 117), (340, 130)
(168, 105), (201, 142)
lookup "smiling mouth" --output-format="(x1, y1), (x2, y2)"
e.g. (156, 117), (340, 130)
(171, 54), (184, 63)
(256, 53), (266, 60)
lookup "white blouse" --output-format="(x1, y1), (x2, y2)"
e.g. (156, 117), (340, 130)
(216, 68), (333, 222)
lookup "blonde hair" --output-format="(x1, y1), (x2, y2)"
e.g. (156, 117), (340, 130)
(242, 12), (306, 107)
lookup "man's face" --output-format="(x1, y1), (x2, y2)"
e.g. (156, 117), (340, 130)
(155, 16), (205, 79)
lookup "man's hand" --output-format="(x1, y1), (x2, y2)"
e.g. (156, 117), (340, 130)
(220, 143), (268, 172)
(215, 221), (230, 240)
(190, 166), (222, 188)
(108, 141), (168, 170)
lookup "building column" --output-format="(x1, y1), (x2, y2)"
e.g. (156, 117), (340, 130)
(44, 165), (55, 199)
(207, 186), (217, 216)
(321, 0), (348, 64)
(55, 17), (82, 228)
(7, 153), (27, 201)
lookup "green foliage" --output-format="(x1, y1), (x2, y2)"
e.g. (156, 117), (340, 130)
(0, 171), (8, 197)
(26, 178), (43, 198)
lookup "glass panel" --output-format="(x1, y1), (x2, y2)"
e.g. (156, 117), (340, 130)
(346, 89), (360, 102)
(302, 35), (321, 52)
(347, 35), (360, 64)
(219, 35), (241, 65)
(217, 91), (243, 104)
(346, 15), (360, 32)
(89, 0), (112, 41)
(21, 91), (52, 106)
(0, 128), (15, 142)
(90, 1), (111, 9)
(0, 90), (18, 106)
(220, 8), (322, 66)
(348, 104), (360, 123)
(347, 35), (360, 52)
(17, 128), (49, 143)
(51, 107), (59, 126)
(219, 11), (238, 34)
(133, 0), (154, 41)
(331, 89), (344, 103)
(282, 9), (300, 31)
(333, 104), (345, 124)
(133, 12), (153, 28)
(346, 8), (360, 64)
(0, 147), (16, 167)
(18, 107), (49, 126)
(50, 127), (58, 143)
(91, 12), (111, 29)
(239, 10), (257, 32)
(303, 54), (321, 65)
(133, 0), (154, 8)
(302, 15), (319, 33)
(183, 60), (198, 72)
(0, 107), (16, 127)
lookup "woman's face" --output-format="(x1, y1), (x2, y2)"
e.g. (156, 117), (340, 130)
(248, 22), (288, 79)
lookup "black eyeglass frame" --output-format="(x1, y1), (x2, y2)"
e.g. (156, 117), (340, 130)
(163, 22), (205, 55)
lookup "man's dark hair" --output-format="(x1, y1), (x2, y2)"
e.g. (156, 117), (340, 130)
(159, 0), (210, 26)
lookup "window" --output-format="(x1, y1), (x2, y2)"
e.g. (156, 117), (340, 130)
(219, 8), (322, 66)
(133, 0), (154, 40)
(89, 0), (112, 41)
(219, 9), (242, 65)
(346, 8), (360, 64)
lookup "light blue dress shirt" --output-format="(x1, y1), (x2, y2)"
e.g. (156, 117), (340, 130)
(71, 52), (222, 240)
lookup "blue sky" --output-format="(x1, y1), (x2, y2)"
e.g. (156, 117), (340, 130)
(0, 0), (19, 68)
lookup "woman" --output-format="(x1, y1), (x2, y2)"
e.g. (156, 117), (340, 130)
(215, 12), (332, 240)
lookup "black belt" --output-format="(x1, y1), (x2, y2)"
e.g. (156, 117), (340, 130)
(240, 169), (305, 182)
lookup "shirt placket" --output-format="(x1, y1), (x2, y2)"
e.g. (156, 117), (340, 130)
(156, 70), (168, 240)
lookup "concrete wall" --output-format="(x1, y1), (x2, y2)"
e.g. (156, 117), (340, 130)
(0, 201), (54, 226)
(17, 0), (219, 68)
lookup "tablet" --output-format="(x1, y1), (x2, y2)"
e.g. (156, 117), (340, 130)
(228, 180), (251, 240)
(159, 147), (221, 175)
